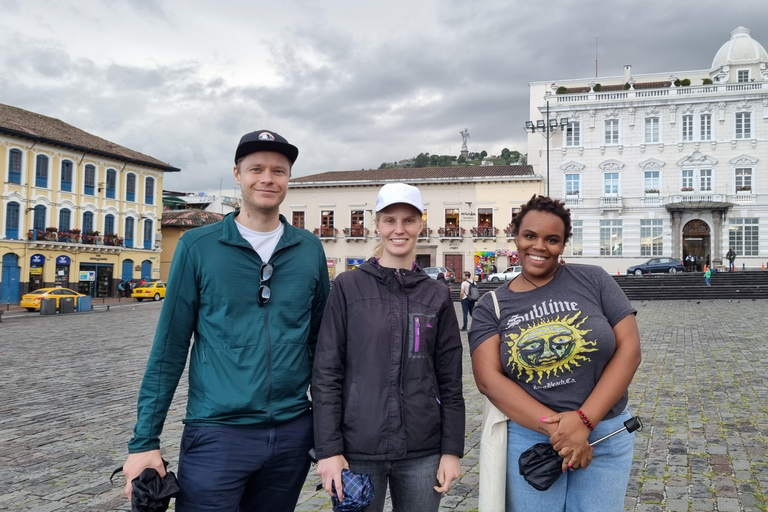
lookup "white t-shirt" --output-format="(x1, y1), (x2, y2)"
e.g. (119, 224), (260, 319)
(235, 221), (284, 263)
(460, 279), (471, 299)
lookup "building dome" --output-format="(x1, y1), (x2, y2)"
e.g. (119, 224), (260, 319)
(711, 27), (768, 70)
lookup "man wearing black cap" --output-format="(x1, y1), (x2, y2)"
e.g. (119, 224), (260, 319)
(122, 130), (330, 511)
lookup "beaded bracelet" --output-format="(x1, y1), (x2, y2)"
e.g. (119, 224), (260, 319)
(577, 409), (594, 431)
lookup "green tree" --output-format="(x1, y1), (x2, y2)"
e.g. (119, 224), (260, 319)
(437, 155), (452, 167)
(379, 162), (389, 169)
(520, 153), (527, 165)
(480, 150), (488, 158)
(457, 155), (466, 164)
(509, 150), (521, 163)
(414, 153), (430, 168)
(430, 154), (439, 166)
(501, 148), (511, 159)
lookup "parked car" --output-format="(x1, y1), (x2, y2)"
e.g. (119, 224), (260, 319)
(20, 287), (85, 312)
(423, 266), (455, 283)
(486, 266), (523, 282)
(131, 281), (166, 301)
(627, 257), (685, 275)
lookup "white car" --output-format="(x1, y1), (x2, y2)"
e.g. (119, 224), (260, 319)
(487, 266), (523, 282)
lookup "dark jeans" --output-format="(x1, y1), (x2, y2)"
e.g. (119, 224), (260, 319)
(348, 454), (443, 512)
(460, 298), (475, 329)
(175, 411), (313, 511)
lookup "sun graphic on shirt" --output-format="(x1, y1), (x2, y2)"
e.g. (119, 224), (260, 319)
(502, 311), (597, 384)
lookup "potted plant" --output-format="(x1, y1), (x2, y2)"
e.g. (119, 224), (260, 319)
(681, 187), (694, 192)
(645, 189), (659, 194)
(70, 228), (81, 242)
(736, 185), (752, 192)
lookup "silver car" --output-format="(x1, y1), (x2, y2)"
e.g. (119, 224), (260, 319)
(486, 266), (523, 282)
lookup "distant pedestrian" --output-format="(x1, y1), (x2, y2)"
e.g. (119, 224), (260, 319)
(705, 268), (712, 287)
(726, 247), (736, 272)
(460, 271), (476, 331)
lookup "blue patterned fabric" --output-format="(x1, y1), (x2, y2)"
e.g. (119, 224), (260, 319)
(331, 469), (374, 512)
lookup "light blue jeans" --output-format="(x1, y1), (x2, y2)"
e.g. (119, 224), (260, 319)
(506, 408), (635, 512)
(348, 454), (442, 512)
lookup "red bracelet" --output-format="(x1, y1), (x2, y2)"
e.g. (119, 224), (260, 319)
(577, 409), (594, 431)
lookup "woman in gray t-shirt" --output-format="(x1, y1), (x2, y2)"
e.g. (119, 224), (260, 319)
(469, 195), (641, 511)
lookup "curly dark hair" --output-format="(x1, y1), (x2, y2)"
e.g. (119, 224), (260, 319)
(511, 195), (572, 244)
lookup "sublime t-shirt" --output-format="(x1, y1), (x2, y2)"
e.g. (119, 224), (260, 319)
(468, 264), (636, 420)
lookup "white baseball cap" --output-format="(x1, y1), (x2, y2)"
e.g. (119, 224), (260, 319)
(375, 183), (424, 213)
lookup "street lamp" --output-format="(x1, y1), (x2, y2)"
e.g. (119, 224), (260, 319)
(524, 100), (568, 197)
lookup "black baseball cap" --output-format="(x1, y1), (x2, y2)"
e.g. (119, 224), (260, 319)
(234, 130), (299, 164)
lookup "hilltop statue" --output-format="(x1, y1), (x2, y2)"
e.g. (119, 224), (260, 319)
(459, 129), (470, 158)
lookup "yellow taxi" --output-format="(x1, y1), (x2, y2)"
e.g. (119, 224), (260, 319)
(20, 287), (86, 312)
(131, 281), (166, 301)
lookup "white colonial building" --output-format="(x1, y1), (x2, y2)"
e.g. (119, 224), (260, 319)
(528, 26), (768, 272)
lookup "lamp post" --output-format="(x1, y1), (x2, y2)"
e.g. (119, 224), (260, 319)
(525, 101), (568, 197)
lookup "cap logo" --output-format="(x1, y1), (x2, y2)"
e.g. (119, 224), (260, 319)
(257, 132), (275, 141)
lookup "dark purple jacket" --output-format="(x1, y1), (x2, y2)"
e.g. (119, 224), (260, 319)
(312, 258), (465, 461)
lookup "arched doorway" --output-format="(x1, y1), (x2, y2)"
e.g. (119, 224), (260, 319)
(1, 253), (21, 304)
(682, 219), (711, 271)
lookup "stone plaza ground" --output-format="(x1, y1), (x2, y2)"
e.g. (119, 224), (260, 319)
(0, 299), (767, 511)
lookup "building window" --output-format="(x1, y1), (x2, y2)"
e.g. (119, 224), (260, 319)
(84, 164), (95, 195)
(603, 172), (619, 195)
(699, 169), (712, 191)
(737, 69), (750, 83)
(604, 119), (619, 145)
(5, 202), (20, 239)
(349, 210), (365, 237)
(565, 121), (580, 147)
(420, 210), (429, 238)
(600, 220), (622, 256)
(125, 217), (135, 248)
(681, 115), (693, 141)
(735, 112), (752, 139)
(61, 160), (73, 192)
(59, 209), (71, 233)
(682, 169), (694, 190)
(106, 169), (117, 199)
(319, 210), (335, 237)
(565, 174), (580, 195)
(105, 214), (115, 235)
(145, 177), (154, 205)
(292, 211), (305, 229)
(700, 114), (712, 141)
(644, 170), (660, 193)
(735, 168), (752, 191)
(443, 208), (460, 237)
(126, 173), (136, 202)
(566, 220), (582, 256)
(8, 148), (22, 184)
(82, 211), (94, 234)
(729, 218), (758, 256)
(644, 117), (660, 143)
(35, 154), (49, 188)
(33, 205), (46, 234)
(143, 219), (153, 249)
(640, 219), (663, 256)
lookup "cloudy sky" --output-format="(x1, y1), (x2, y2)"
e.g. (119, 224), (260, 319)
(1, 0), (766, 194)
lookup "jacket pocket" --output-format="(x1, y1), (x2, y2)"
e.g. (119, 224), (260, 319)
(408, 313), (437, 359)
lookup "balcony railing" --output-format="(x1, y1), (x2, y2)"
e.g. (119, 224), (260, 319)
(600, 196), (623, 209)
(554, 81), (768, 105)
(438, 226), (463, 239)
(563, 196), (582, 206)
(471, 226), (498, 240)
(418, 227), (432, 240)
(313, 227), (338, 240)
(668, 193), (727, 203)
(343, 226), (368, 241)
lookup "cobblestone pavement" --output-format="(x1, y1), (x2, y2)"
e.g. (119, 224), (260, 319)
(1, 300), (767, 511)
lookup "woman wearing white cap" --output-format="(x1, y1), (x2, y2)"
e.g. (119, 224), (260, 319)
(312, 183), (465, 512)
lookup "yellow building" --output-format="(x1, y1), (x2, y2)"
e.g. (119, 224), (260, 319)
(282, 166), (542, 280)
(0, 103), (180, 304)
(159, 210), (223, 282)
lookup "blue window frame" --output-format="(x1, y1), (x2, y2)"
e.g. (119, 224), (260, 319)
(82, 211), (94, 234)
(124, 217), (134, 248)
(59, 209), (71, 233)
(35, 154), (49, 188)
(33, 205), (46, 235)
(145, 177), (154, 205)
(61, 160), (73, 192)
(105, 214), (115, 235)
(126, 173), (136, 202)
(106, 169), (116, 199)
(143, 219), (153, 249)
(8, 149), (22, 184)
(84, 164), (95, 195)
(5, 202), (20, 239)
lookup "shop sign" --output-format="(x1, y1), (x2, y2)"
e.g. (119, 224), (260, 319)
(56, 255), (71, 266)
(30, 267), (43, 275)
(449, 241), (460, 249)
(79, 271), (96, 282)
(347, 258), (363, 266)
(30, 254), (46, 267)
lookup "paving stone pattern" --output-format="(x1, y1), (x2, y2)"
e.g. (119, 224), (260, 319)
(0, 300), (767, 511)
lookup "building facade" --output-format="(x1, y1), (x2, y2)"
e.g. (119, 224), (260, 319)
(527, 26), (768, 273)
(0, 103), (180, 304)
(282, 166), (541, 280)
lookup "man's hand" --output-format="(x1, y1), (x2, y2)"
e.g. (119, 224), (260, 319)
(317, 454), (349, 502)
(122, 450), (165, 500)
(434, 454), (462, 493)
